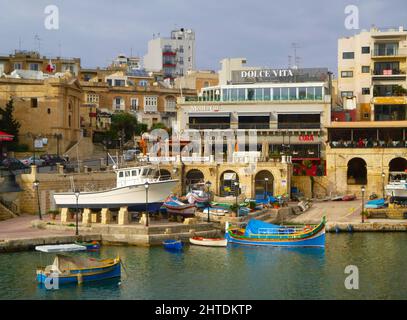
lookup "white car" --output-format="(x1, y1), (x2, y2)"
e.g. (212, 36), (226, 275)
(20, 156), (45, 166)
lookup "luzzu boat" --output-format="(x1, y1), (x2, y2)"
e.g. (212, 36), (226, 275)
(163, 196), (196, 216)
(36, 254), (121, 285)
(225, 217), (326, 247)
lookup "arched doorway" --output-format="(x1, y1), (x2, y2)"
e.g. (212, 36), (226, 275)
(220, 170), (240, 196)
(389, 157), (407, 172)
(155, 169), (171, 181)
(185, 169), (204, 191)
(347, 158), (367, 185)
(254, 170), (274, 198)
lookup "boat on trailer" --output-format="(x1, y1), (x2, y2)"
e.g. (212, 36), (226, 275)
(36, 254), (121, 285)
(225, 217), (326, 247)
(53, 166), (178, 212)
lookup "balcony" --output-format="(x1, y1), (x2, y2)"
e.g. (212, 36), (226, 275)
(372, 69), (406, 81)
(162, 51), (176, 56)
(372, 48), (407, 58)
(188, 123), (230, 130)
(163, 63), (176, 68)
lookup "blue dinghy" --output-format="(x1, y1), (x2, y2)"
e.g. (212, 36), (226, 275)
(163, 239), (183, 251)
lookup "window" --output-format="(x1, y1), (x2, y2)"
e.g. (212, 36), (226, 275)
(289, 87), (297, 100)
(341, 71), (353, 78)
(363, 113), (370, 119)
(179, 45), (184, 53)
(374, 43), (398, 56)
(87, 93), (99, 104)
(263, 88), (271, 100)
(29, 63), (39, 71)
(107, 79), (113, 86)
(47, 108), (51, 114)
(342, 52), (354, 59)
(247, 89), (255, 100)
(130, 98), (139, 111)
(13, 62), (22, 70)
(281, 88), (289, 100)
(298, 87), (306, 100)
(237, 88), (245, 100)
(315, 87), (323, 100)
(362, 88), (370, 95)
(306, 87), (315, 99)
(165, 97), (176, 112)
(255, 88), (264, 100)
(341, 91), (353, 97)
(361, 66), (370, 73)
(144, 96), (158, 112)
(139, 80), (148, 87)
(113, 97), (125, 111)
(114, 79), (125, 87)
(361, 46), (370, 54)
(31, 98), (38, 108)
(68, 115), (72, 127)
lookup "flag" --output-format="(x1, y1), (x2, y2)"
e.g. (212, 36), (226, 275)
(46, 59), (55, 73)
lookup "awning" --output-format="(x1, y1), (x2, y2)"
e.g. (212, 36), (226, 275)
(189, 112), (230, 118)
(238, 112), (270, 117)
(0, 131), (14, 142)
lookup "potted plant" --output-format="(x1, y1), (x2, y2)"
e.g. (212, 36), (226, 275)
(48, 209), (59, 220)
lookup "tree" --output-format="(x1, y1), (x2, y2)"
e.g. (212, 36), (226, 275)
(0, 98), (21, 150)
(109, 113), (146, 141)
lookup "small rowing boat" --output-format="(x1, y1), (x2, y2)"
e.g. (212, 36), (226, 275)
(35, 244), (87, 252)
(189, 237), (227, 247)
(162, 239), (183, 251)
(163, 196), (196, 216)
(36, 254), (121, 285)
(74, 241), (101, 251)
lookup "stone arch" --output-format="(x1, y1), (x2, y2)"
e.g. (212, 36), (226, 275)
(347, 157), (367, 185)
(185, 169), (204, 190)
(254, 170), (274, 198)
(155, 169), (171, 181)
(389, 157), (407, 173)
(220, 170), (240, 196)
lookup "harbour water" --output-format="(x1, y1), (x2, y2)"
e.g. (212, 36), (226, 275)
(1, 233), (406, 300)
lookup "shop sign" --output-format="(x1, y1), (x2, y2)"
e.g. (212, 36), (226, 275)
(299, 134), (314, 142)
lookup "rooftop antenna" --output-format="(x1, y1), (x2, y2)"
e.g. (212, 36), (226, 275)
(291, 42), (301, 69)
(34, 34), (42, 53)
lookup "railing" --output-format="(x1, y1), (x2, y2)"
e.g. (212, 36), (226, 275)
(238, 123), (270, 129)
(329, 140), (407, 148)
(372, 48), (407, 57)
(372, 69), (406, 76)
(278, 123), (321, 129)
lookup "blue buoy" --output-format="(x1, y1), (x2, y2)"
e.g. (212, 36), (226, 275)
(347, 224), (353, 233)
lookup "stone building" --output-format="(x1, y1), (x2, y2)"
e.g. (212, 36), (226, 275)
(0, 73), (82, 155)
(174, 70), (219, 94)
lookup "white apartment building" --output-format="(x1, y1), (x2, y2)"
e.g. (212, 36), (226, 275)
(143, 28), (195, 79)
(338, 26), (407, 121)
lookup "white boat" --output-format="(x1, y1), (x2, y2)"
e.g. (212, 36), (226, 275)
(35, 244), (87, 252)
(189, 237), (227, 247)
(202, 207), (228, 216)
(53, 166), (178, 211)
(385, 172), (407, 198)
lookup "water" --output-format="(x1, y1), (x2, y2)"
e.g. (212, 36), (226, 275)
(1, 233), (406, 300)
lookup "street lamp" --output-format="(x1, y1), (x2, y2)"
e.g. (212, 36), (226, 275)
(381, 172), (386, 199)
(205, 180), (212, 223)
(361, 185), (366, 223)
(74, 189), (80, 236)
(145, 181), (150, 227)
(234, 180), (239, 217)
(33, 180), (42, 220)
(264, 177), (269, 200)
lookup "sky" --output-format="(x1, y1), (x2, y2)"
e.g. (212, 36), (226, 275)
(0, 0), (406, 76)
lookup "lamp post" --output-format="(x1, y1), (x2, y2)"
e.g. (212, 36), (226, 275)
(74, 189), (80, 236)
(234, 180), (239, 217)
(264, 177), (269, 200)
(145, 181), (149, 227)
(33, 180), (42, 220)
(361, 185), (366, 223)
(205, 180), (212, 223)
(381, 172), (386, 199)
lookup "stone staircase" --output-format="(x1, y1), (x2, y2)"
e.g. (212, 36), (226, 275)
(0, 202), (17, 221)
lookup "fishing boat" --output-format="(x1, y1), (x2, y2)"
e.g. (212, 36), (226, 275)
(186, 190), (210, 208)
(189, 237), (227, 247)
(202, 206), (229, 216)
(163, 196), (196, 216)
(53, 166), (178, 212)
(162, 239), (183, 251)
(365, 198), (386, 209)
(74, 240), (101, 251)
(225, 217), (326, 247)
(36, 254), (121, 285)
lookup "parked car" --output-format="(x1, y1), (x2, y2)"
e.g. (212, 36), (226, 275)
(40, 154), (68, 166)
(123, 149), (141, 161)
(20, 156), (45, 166)
(1, 158), (29, 171)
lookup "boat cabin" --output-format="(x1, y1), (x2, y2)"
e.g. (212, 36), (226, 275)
(116, 166), (156, 187)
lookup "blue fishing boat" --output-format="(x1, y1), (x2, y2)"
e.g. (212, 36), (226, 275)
(36, 254), (121, 285)
(225, 217), (326, 247)
(365, 198), (386, 209)
(163, 239), (183, 251)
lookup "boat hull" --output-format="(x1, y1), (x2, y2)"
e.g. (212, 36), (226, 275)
(53, 180), (177, 209)
(189, 237), (227, 247)
(37, 262), (121, 285)
(226, 229), (325, 247)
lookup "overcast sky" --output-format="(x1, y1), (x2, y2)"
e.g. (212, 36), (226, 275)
(0, 0), (406, 76)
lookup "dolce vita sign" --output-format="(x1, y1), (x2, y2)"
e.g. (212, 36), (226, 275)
(241, 69), (294, 78)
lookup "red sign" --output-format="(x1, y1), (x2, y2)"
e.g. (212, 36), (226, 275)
(299, 134), (314, 141)
(89, 112), (97, 117)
